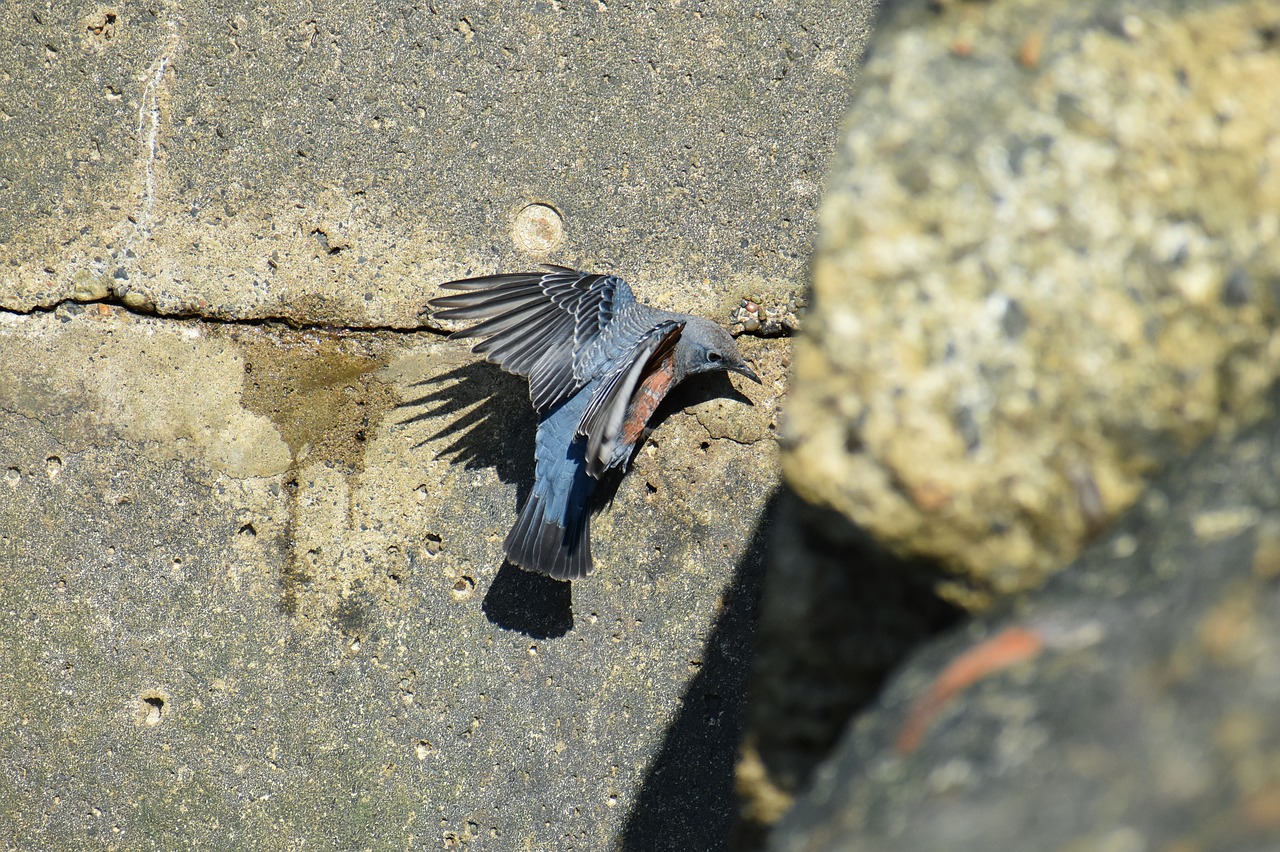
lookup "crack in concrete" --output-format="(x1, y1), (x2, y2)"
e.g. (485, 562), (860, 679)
(0, 297), (453, 337)
(0, 296), (790, 342)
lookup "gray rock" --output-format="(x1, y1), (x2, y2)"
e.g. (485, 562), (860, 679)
(0, 0), (876, 329)
(771, 391), (1280, 851)
(782, 0), (1280, 608)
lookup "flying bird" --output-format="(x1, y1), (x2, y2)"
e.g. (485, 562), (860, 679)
(429, 265), (760, 580)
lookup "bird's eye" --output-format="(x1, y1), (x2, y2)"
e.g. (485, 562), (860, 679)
(707, 351), (723, 362)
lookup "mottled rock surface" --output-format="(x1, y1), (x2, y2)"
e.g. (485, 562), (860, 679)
(783, 0), (1280, 607)
(771, 389), (1280, 852)
(0, 0), (875, 329)
(0, 307), (781, 849)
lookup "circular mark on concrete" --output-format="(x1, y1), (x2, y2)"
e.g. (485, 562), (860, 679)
(133, 689), (171, 727)
(512, 203), (565, 255)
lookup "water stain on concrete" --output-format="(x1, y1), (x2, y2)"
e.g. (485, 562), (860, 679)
(229, 326), (400, 616)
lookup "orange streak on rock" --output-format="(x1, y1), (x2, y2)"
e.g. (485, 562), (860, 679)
(896, 626), (1045, 755)
(1242, 782), (1280, 829)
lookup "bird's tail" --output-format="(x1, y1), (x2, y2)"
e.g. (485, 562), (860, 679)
(504, 489), (593, 580)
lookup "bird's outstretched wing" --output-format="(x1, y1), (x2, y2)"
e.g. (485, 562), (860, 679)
(429, 265), (634, 415)
(576, 320), (684, 478)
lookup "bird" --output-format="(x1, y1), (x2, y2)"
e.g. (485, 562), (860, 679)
(428, 265), (760, 580)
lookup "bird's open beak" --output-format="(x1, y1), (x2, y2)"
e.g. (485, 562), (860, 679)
(733, 363), (762, 384)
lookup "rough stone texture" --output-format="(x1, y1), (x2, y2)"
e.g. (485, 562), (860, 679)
(771, 387), (1280, 852)
(0, 306), (784, 849)
(0, 0), (875, 329)
(782, 0), (1280, 608)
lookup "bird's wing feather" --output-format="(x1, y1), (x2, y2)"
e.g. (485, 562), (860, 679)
(429, 267), (634, 415)
(576, 320), (684, 478)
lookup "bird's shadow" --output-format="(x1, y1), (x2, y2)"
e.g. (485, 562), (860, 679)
(399, 362), (573, 637)
(397, 361), (756, 639)
(399, 361), (537, 500)
(481, 562), (574, 639)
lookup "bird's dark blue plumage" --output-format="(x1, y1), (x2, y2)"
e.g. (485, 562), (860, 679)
(430, 265), (759, 579)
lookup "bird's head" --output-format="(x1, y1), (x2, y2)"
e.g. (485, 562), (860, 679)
(676, 317), (761, 384)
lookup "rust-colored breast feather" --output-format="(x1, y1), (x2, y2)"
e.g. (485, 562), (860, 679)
(621, 355), (678, 446)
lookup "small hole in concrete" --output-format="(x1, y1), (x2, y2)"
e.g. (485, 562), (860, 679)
(133, 690), (170, 727)
(45, 456), (63, 480)
(87, 11), (117, 38)
(425, 533), (443, 557)
(450, 575), (475, 602)
(4, 468), (19, 488)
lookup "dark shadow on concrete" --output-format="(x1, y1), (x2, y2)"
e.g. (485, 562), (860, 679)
(617, 484), (966, 851)
(730, 489), (966, 849)
(619, 489), (780, 852)
(649, 370), (755, 433)
(398, 361), (537, 502)
(481, 561), (575, 639)
(401, 363), (574, 636)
